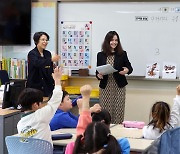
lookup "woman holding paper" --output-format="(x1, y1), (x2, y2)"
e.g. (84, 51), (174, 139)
(96, 31), (133, 124)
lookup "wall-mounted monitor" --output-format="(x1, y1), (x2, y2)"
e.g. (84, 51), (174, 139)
(0, 0), (31, 45)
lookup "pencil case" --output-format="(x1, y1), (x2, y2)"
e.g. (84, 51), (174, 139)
(122, 121), (145, 129)
(51, 133), (73, 140)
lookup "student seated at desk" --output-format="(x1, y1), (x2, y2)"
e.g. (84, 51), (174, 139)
(50, 90), (101, 131)
(65, 85), (126, 154)
(17, 67), (63, 146)
(143, 84), (180, 140)
(92, 109), (130, 154)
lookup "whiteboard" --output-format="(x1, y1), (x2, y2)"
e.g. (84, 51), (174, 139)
(58, 2), (180, 76)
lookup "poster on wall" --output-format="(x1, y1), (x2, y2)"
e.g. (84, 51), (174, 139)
(60, 21), (92, 69)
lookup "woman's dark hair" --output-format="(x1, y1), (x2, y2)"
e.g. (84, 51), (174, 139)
(62, 90), (69, 102)
(148, 101), (172, 132)
(92, 109), (111, 126)
(17, 88), (43, 111)
(33, 31), (49, 46)
(102, 31), (123, 56)
(73, 122), (121, 154)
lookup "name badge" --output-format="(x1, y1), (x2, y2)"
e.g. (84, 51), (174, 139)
(45, 66), (50, 68)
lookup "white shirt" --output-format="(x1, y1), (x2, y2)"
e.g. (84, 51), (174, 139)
(17, 85), (62, 145)
(143, 95), (180, 140)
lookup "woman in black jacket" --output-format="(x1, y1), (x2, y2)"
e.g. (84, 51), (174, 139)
(96, 31), (133, 124)
(27, 32), (60, 96)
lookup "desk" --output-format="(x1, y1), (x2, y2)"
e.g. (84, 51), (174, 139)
(111, 125), (154, 153)
(51, 128), (76, 146)
(0, 109), (21, 154)
(111, 124), (143, 138)
(53, 135), (76, 146)
(51, 128), (76, 135)
(52, 125), (154, 153)
(128, 138), (154, 153)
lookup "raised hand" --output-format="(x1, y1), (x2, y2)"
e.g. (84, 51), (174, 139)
(52, 54), (60, 62)
(90, 104), (101, 113)
(52, 67), (62, 85)
(80, 85), (92, 98)
(176, 84), (180, 95)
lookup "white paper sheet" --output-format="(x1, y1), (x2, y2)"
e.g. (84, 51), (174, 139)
(96, 64), (118, 75)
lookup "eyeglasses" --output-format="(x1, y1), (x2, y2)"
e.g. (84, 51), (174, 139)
(39, 39), (49, 42)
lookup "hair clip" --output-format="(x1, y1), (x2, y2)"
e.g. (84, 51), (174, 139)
(107, 133), (111, 137)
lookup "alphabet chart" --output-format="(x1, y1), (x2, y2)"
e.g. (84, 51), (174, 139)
(60, 21), (92, 69)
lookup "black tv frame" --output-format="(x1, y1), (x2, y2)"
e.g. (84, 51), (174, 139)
(0, 0), (32, 45)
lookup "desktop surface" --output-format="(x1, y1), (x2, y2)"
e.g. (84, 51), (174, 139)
(51, 125), (154, 153)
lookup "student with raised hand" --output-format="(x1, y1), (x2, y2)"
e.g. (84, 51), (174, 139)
(65, 85), (124, 154)
(50, 90), (101, 131)
(17, 67), (63, 146)
(143, 84), (180, 140)
(65, 84), (94, 154)
(75, 84), (94, 136)
(169, 84), (180, 127)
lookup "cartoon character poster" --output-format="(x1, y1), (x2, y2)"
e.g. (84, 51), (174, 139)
(162, 62), (177, 79)
(145, 62), (160, 79)
(60, 21), (92, 69)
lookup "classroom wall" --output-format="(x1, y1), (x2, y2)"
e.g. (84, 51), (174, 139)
(125, 79), (177, 124)
(68, 76), (178, 124)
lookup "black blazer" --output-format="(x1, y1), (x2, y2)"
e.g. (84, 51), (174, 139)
(26, 47), (54, 96)
(96, 51), (133, 89)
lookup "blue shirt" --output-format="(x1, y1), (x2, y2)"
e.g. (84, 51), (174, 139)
(50, 109), (79, 131)
(117, 138), (130, 154)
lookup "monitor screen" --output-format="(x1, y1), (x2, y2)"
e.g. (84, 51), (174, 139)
(2, 82), (11, 109)
(0, 0), (31, 45)
(2, 81), (25, 109)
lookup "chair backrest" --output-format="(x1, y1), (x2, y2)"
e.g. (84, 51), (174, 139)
(5, 136), (53, 154)
(0, 70), (10, 85)
(158, 127), (180, 154)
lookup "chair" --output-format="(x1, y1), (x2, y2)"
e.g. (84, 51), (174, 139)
(158, 127), (180, 154)
(5, 136), (53, 154)
(0, 70), (10, 85)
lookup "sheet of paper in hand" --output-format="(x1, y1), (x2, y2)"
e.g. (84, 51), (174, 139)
(96, 64), (118, 75)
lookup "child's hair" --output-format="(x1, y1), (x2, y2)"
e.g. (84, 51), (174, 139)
(17, 88), (43, 111)
(73, 122), (121, 154)
(148, 101), (172, 132)
(91, 109), (111, 126)
(62, 90), (69, 102)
